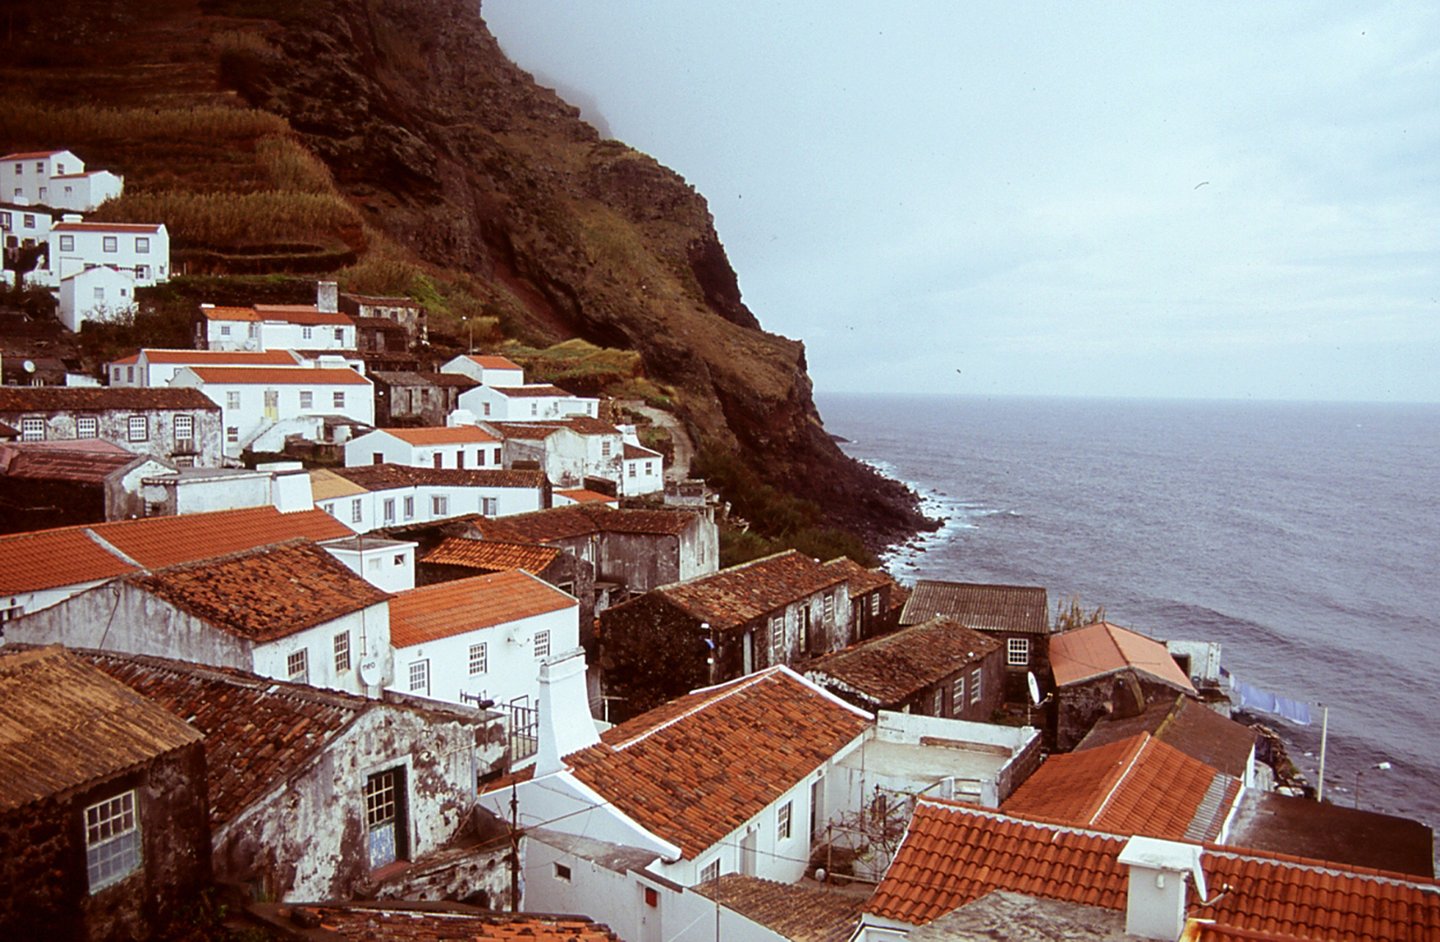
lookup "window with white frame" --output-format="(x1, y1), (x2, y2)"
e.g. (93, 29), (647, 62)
(777, 801), (792, 840)
(770, 615), (785, 665)
(226, 426), (238, 444)
(135, 236), (150, 253)
(823, 592), (835, 623)
(85, 791), (141, 892)
(870, 593), (881, 616)
(76, 415), (98, 439)
(468, 642), (488, 675)
(102, 235), (117, 252)
(350, 499), (362, 524)
(93, 286), (106, 302)
(127, 415), (148, 442)
(225, 390), (240, 410)
(299, 390), (313, 409)
(951, 676), (965, 714)
(20, 417), (43, 441)
(970, 668), (982, 704)
(930, 687), (944, 716)
(334, 631), (351, 673)
(627, 463), (636, 478)
(220, 324), (231, 337)
(173, 413), (193, 446)
(1007, 637), (1030, 667)
(333, 390), (345, 409)
(601, 440), (611, 457)
(59, 234), (74, 251)
(530, 402), (538, 416)
(534, 630), (551, 659)
(430, 495), (448, 516)
(404, 496), (414, 519)
(382, 498), (395, 523)
(287, 649), (309, 683)
(482, 497), (497, 516)
(699, 859), (720, 883)
(408, 659), (430, 695)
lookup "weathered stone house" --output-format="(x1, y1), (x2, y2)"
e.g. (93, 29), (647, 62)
(341, 292), (427, 346)
(370, 371), (477, 426)
(0, 441), (173, 532)
(824, 556), (903, 641)
(0, 647), (209, 942)
(900, 580), (1052, 704)
(0, 385), (223, 467)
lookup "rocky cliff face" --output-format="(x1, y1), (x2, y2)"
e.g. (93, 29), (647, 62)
(4, 0), (931, 549)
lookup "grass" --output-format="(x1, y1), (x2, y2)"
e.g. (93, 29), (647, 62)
(0, 99), (288, 147)
(88, 191), (361, 250)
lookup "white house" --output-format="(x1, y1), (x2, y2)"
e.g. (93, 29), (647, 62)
(56, 264), (136, 331)
(440, 353), (525, 387)
(319, 533), (418, 594)
(457, 383), (599, 423)
(316, 464), (548, 532)
(34, 222), (169, 288)
(4, 541), (394, 698)
(483, 418), (623, 489)
(108, 348), (304, 387)
(196, 282), (356, 351)
(344, 426), (503, 470)
(0, 203), (58, 250)
(387, 569), (579, 724)
(170, 365), (374, 458)
(0, 149), (123, 211)
(620, 441), (664, 496)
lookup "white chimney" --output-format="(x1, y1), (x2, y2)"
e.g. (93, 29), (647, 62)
(534, 648), (601, 776)
(447, 408), (478, 427)
(1118, 836), (1206, 941)
(317, 280), (339, 314)
(257, 461), (313, 513)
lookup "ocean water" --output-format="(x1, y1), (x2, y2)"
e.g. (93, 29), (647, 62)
(818, 393), (1440, 832)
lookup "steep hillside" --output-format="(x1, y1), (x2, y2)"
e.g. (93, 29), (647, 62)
(0, 0), (933, 550)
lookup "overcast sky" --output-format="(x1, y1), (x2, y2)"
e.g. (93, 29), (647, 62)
(482, 2), (1439, 402)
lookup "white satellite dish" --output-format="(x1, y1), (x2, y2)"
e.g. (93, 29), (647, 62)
(22, 359), (35, 374)
(1027, 671), (1042, 706)
(358, 657), (383, 687)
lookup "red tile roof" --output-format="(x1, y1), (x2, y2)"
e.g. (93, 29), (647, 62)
(186, 366), (370, 385)
(1050, 621), (1196, 693)
(656, 550), (848, 632)
(0, 442), (144, 483)
(137, 348), (302, 366)
(0, 386), (219, 411)
(557, 416), (620, 435)
(1002, 733), (1241, 842)
(1077, 694), (1258, 780)
(2, 149), (64, 159)
(466, 354), (522, 370)
(900, 580), (1050, 633)
(284, 905), (622, 941)
(90, 506), (352, 569)
(555, 488), (617, 504)
(331, 464), (545, 491)
(389, 570), (574, 648)
(623, 441), (660, 459)
(377, 426), (499, 445)
(421, 537), (562, 574)
(473, 504), (693, 543)
(483, 421), (563, 440)
(822, 556), (895, 596)
(51, 221), (162, 233)
(868, 800), (1440, 939)
(201, 305), (262, 321)
(490, 384), (573, 398)
(131, 541), (390, 641)
(0, 647), (202, 813)
(564, 668), (871, 859)
(806, 617), (1000, 707)
(84, 651), (364, 826)
(693, 875), (863, 942)
(0, 526), (138, 592)
(251, 304), (355, 326)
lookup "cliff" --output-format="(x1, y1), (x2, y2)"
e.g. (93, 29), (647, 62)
(0, 0), (932, 550)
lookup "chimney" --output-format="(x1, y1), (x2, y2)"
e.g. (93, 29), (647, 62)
(257, 461), (313, 513)
(317, 280), (338, 314)
(1118, 836), (1206, 941)
(534, 648), (600, 776)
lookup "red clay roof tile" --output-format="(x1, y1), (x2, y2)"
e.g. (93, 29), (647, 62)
(900, 580), (1050, 633)
(1050, 622), (1196, 692)
(389, 570), (574, 648)
(296, 906), (622, 941)
(186, 366), (370, 385)
(90, 506), (353, 569)
(656, 550), (847, 632)
(465, 354), (523, 370)
(806, 617), (1000, 706)
(421, 537), (561, 574)
(332, 464), (544, 491)
(0, 526), (137, 592)
(0, 386), (219, 411)
(375, 426), (498, 445)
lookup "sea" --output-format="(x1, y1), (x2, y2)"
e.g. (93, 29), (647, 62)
(818, 393), (1440, 833)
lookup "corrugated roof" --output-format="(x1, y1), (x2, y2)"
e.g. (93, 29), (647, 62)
(867, 799), (1440, 939)
(693, 875), (863, 942)
(421, 537), (561, 574)
(900, 580), (1050, 633)
(90, 505), (353, 569)
(376, 426), (499, 446)
(131, 541), (390, 641)
(0, 647), (201, 813)
(389, 570), (573, 648)
(0, 386), (219, 412)
(656, 550), (847, 632)
(1002, 733), (1241, 843)
(1050, 622), (1196, 692)
(806, 617), (1000, 706)
(565, 668), (871, 859)
(186, 366), (370, 386)
(331, 464), (544, 491)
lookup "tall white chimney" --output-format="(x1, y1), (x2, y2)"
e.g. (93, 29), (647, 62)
(317, 280), (339, 314)
(534, 648), (601, 776)
(257, 461), (313, 513)
(1118, 836), (1206, 941)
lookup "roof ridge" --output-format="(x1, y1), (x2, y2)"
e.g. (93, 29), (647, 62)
(607, 669), (783, 751)
(83, 526), (143, 568)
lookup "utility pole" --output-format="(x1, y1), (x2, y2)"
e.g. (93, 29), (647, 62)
(509, 784), (520, 912)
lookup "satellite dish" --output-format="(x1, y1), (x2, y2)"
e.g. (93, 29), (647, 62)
(22, 359), (35, 374)
(358, 656), (383, 687)
(1027, 671), (1042, 706)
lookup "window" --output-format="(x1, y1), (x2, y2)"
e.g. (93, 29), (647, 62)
(1007, 637), (1030, 667)
(226, 426), (239, 444)
(351, 499), (362, 524)
(323, 502), (336, 516)
(601, 440), (611, 457)
(38, 186), (47, 200)
(0, 211), (8, 229)
(699, 859), (720, 883)
(173, 414), (193, 447)
(530, 402), (538, 416)
(433, 452), (443, 469)
(299, 390), (313, 409)
(468, 642), (488, 675)
(302, 326), (313, 340)
(20, 417), (44, 441)
(431, 495), (448, 516)
(870, 593), (881, 616)
(102, 235), (117, 252)
(333, 390), (345, 409)
(408, 659), (430, 695)
(76, 415), (98, 439)
(770, 615), (785, 666)
(220, 324), (231, 337)
(493, 447), (501, 464)
(645, 461), (654, 475)
(23, 213), (35, 228)
(226, 390), (240, 410)
(365, 767), (408, 868)
(777, 801), (792, 840)
(127, 415), (149, 442)
(823, 592), (835, 623)
(334, 631), (352, 673)
(627, 463), (636, 478)
(93, 286), (106, 301)
(970, 668), (982, 704)
(287, 649), (309, 683)
(554, 862), (572, 882)
(475, 448), (486, 466)
(393, 553), (405, 566)
(951, 677), (965, 714)
(456, 451), (464, 469)
(534, 630), (551, 659)
(334, 327), (344, 342)
(482, 497), (497, 516)
(382, 498), (395, 523)
(85, 791), (140, 892)
(482, 402), (491, 416)
(135, 236), (150, 253)
(59, 234), (74, 251)
(404, 496), (414, 519)
(931, 687), (944, 716)
(34, 161), (42, 173)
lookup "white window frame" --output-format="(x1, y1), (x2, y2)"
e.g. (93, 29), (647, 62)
(1007, 637), (1030, 667)
(135, 236), (150, 253)
(76, 415), (98, 439)
(102, 235), (117, 253)
(534, 630), (551, 659)
(288, 649), (309, 683)
(482, 497), (497, 516)
(409, 658), (430, 695)
(777, 801), (792, 841)
(127, 415), (149, 443)
(20, 416), (44, 441)
(350, 499), (363, 524)
(699, 859), (720, 883)
(334, 631), (351, 673)
(432, 494), (448, 516)
(85, 790), (141, 892)
(770, 615), (785, 666)
(225, 390), (240, 410)
(951, 676), (965, 714)
(59, 234), (74, 251)
(299, 390), (313, 409)
(173, 413), (193, 446)
(468, 642), (488, 675)
(970, 667), (983, 704)
(333, 390), (346, 409)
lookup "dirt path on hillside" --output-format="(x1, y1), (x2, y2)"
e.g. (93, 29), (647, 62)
(617, 400), (694, 481)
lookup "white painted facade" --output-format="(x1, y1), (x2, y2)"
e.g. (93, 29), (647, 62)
(57, 265), (137, 331)
(458, 384), (599, 423)
(140, 467), (275, 517)
(33, 222), (169, 288)
(198, 306), (356, 352)
(320, 536), (417, 594)
(620, 442), (664, 497)
(344, 428), (503, 469)
(0, 150), (122, 211)
(439, 354), (525, 387)
(317, 478), (544, 533)
(0, 203), (57, 248)
(170, 365), (374, 459)
(108, 349), (305, 387)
